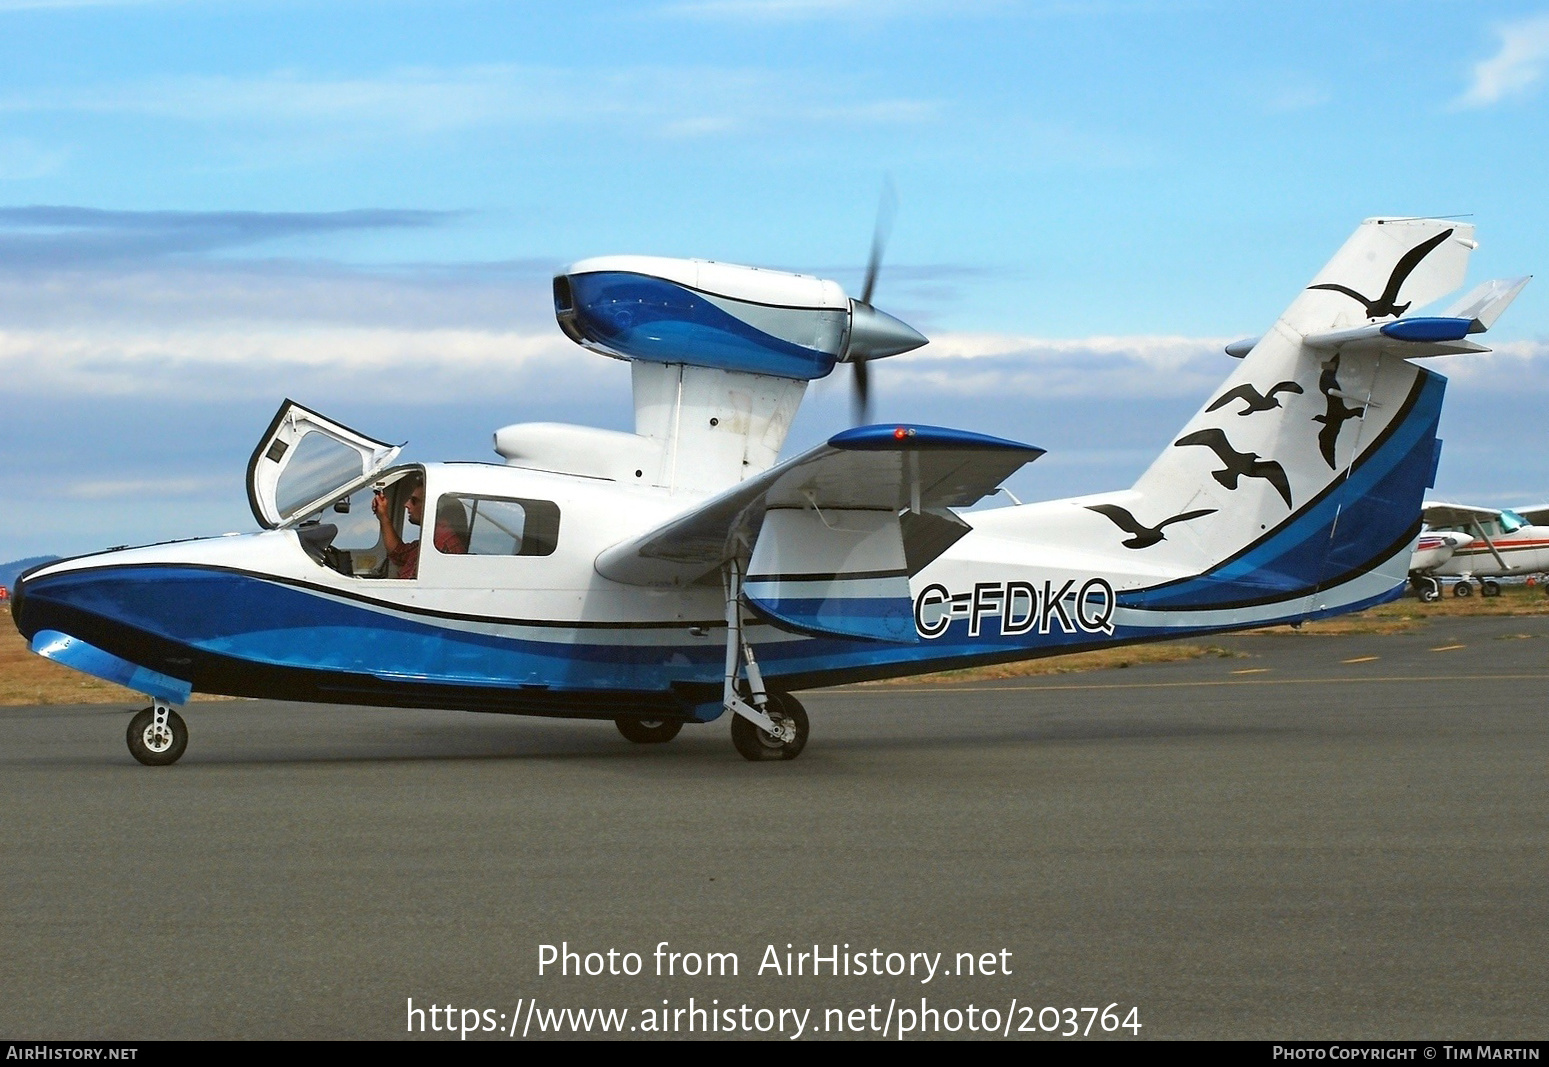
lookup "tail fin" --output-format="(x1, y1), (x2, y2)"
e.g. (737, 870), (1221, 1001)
(1114, 219), (1479, 618)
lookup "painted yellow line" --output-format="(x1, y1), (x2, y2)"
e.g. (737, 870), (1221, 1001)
(1342, 655), (1379, 663)
(1231, 668), (1270, 674)
(1430, 644), (1466, 652)
(820, 673), (1549, 696)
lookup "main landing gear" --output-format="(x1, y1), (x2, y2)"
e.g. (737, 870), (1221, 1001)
(615, 717), (683, 744)
(730, 691), (809, 762)
(126, 701), (188, 766)
(720, 560), (810, 762)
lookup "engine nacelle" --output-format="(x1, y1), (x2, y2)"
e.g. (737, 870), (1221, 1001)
(553, 255), (925, 380)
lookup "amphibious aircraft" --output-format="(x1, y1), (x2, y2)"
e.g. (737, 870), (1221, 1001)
(11, 217), (1529, 764)
(1408, 500), (1549, 600)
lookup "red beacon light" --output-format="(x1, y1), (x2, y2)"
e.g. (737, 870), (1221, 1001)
(893, 426), (916, 440)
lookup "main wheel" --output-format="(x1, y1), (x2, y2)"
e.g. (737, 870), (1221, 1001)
(731, 692), (809, 762)
(1481, 580), (1502, 597)
(1453, 581), (1473, 598)
(1419, 577), (1441, 603)
(615, 717), (683, 744)
(126, 706), (187, 766)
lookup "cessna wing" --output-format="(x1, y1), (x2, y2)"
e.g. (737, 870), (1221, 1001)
(1421, 501), (1506, 529)
(1421, 500), (1525, 574)
(1514, 504), (1549, 527)
(595, 423), (1042, 587)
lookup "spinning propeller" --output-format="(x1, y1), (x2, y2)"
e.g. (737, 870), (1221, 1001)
(844, 181), (927, 425)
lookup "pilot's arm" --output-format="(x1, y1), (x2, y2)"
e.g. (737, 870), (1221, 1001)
(373, 490), (407, 558)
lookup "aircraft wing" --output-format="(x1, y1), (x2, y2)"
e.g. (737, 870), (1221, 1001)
(1513, 505), (1549, 527)
(594, 424), (1044, 587)
(1421, 501), (1503, 528)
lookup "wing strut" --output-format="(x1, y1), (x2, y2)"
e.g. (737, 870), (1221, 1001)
(1470, 519), (1513, 572)
(722, 559), (795, 742)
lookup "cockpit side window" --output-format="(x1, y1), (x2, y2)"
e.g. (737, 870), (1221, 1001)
(293, 467), (423, 578)
(435, 495), (561, 557)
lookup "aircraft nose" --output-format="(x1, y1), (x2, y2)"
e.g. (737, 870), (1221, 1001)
(10, 566), (41, 640)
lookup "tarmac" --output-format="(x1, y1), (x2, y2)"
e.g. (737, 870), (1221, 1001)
(1, 614), (1546, 1040)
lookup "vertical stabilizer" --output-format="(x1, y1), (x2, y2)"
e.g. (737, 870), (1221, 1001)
(1004, 218), (1485, 622)
(1282, 217), (1475, 333)
(1103, 219), (1471, 614)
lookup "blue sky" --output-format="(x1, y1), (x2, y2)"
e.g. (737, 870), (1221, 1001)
(2, 0), (1548, 560)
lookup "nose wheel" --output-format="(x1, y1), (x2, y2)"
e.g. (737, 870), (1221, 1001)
(127, 703), (188, 766)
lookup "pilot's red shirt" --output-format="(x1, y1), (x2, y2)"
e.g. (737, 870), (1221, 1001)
(388, 523), (467, 579)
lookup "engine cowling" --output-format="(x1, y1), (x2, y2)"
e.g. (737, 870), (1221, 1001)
(553, 255), (926, 380)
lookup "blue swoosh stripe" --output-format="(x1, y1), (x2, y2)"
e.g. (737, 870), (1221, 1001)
(568, 272), (840, 379)
(1123, 369), (1443, 610)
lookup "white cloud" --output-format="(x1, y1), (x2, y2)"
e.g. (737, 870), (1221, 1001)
(1264, 83), (1331, 114)
(0, 323), (605, 402)
(1455, 13), (1549, 109)
(65, 476), (227, 500)
(662, 0), (998, 19)
(1430, 339), (1549, 388)
(0, 65), (941, 140)
(0, 138), (66, 180)
(887, 332), (1231, 398)
(0, 0), (168, 8)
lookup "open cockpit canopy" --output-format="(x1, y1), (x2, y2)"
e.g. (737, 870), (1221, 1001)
(246, 400), (402, 529)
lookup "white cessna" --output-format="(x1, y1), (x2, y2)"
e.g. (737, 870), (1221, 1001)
(1409, 500), (1549, 600)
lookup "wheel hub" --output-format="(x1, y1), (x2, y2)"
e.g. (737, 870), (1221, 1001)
(142, 722), (174, 752)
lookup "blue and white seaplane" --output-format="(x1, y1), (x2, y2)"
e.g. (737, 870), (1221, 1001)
(11, 217), (1528, 763)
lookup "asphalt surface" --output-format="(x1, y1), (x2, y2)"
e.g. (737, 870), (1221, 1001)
(2, 615), (1546, 1041)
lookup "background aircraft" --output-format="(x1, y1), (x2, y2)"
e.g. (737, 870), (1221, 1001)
(11, 217), (1528, 764)
(1410, 501), (1549, 599)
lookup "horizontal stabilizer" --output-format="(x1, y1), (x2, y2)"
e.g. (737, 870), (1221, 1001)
(595, 424), (1042, 586)
(1441, 276), (1531, 332)
(1303, 318), (1493, 358)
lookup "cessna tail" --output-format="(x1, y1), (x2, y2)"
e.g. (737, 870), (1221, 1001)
(11, 217), (1528, 763)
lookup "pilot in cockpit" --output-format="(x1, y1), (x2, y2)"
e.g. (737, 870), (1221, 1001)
(371, 473), (469, 578)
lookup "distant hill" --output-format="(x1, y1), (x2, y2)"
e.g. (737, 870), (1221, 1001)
(0, 556), (60, 591)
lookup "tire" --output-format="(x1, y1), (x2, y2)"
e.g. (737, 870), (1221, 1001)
(1419, 578), (1441, 603)
(1453, 581), (1473, 598)
(731, 692), (809, 762)
(1482, 580), (1502, 597)
(126, 706), (188, 766)
(615, 717), (683, 744)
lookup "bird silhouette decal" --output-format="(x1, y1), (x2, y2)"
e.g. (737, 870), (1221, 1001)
(1306, 228), (1454, 319)
(1312, 353), (1365, 469)
(1206, 381), (1305, 415)
(1174, 428), (1293, 508)
(1086, 503), (1218, 549)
